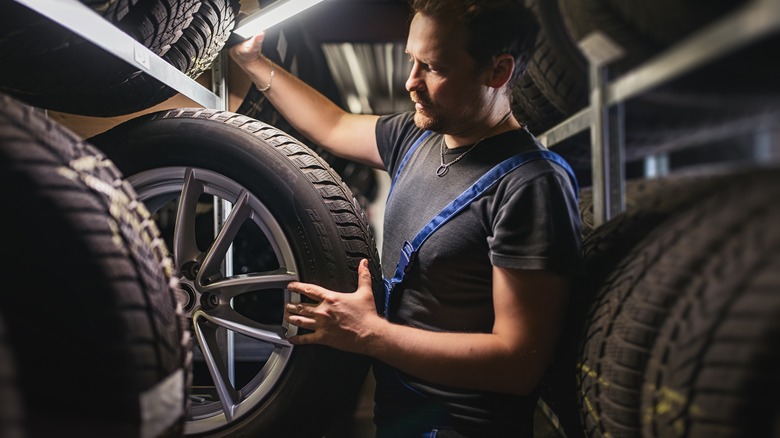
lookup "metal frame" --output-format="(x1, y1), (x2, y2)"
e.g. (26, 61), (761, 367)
(13, 0), (780, 227)
(538, 0), (780, 226)
(12, 0), (225, 109)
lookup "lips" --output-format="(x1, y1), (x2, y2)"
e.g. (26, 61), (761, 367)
(410, 92), (431, 109)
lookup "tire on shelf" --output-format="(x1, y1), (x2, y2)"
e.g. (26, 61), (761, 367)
(513, 0), (588, 135)
(235, 21), (379, 207)
(0, 93), (190, 437)
(542, 171), (724, 438)
(0, 0), (239, 117)
(89, 108), (381, 437)
(573, 167), (779, 438)
(640, 168), (780, 438)
(0, 311), (23, 438)
(577, 170), (728, 238)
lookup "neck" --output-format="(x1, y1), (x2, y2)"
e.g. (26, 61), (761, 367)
(444, 110), (515, 148)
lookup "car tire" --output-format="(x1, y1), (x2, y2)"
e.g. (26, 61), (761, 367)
(0, 93), (190, 437)
(89, 108), (381, 437)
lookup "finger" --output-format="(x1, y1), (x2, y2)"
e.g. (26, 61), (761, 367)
(287, 333), (318, 346)
(284, 302), (310, 315)
(287, 281), (326, 301)
(247, 33), (265, 51)
(228, 33), (264, 57)
(285, 314), (317, 331)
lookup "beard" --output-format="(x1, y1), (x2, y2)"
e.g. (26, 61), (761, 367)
(413, 110), (440, 132)
(410, 90), (488, 136)
(411, 91), (445, 132)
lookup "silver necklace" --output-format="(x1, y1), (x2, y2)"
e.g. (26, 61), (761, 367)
(436, 110), (513, 177)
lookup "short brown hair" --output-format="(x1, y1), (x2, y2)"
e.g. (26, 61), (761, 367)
(409, 0), (539, 90)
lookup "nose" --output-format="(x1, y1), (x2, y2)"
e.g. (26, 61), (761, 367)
(405, 64), (423, 92)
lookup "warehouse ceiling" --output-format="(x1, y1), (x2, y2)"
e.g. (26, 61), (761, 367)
(260, 0), (415, 115)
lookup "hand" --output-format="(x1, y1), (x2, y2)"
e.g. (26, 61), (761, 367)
(285, 259), (382, 354)
(228, 32), (266, 67)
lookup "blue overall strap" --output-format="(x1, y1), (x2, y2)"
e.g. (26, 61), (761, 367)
(386, 130), (433, 202)
(383, 149), (577, 317)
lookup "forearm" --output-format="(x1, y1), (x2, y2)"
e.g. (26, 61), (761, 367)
(365, 320), (549, 395)
(230, 39), (383, 168)
(245, 57), (341, 138)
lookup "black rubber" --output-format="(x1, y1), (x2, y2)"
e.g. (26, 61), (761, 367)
(0, 93), (190, 437)
(89, 108), (381, 437)
(0, 0), (241, 117)
(640, 169), (780, 438)
(0, 311), (23, 438)
(575, 167), (779, 438)
(513, 0), (588, 135)
(235, 21), (379, 207)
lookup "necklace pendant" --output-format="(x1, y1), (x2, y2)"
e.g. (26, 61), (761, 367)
(436, 164), (449, 177)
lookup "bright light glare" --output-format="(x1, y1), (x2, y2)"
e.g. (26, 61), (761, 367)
(233, 0), (325, 38)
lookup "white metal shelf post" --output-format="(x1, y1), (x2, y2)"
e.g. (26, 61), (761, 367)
(579, 33), (625, 226)
(537, 0), (780, 228)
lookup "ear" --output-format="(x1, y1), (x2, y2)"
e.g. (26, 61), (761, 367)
(486, 54), (515, 89)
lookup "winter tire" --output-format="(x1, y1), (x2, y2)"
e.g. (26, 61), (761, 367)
(0, 0), (239, 117)
(640, 168), (780, 438)
(89, 108), (381, 437)
(0, 93), (190, 437)
(576, 167), (779, 437)
(235, 21), (379, 206)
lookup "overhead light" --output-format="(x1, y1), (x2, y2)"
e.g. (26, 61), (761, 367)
(232, 0), (325, 38)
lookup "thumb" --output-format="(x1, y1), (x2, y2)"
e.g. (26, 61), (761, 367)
(357, 258), (372, 291)
(228, 33), (265, 59)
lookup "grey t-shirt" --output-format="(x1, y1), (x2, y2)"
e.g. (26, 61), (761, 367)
(373, 111), (582, 435)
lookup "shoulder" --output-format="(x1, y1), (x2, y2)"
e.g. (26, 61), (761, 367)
(376, 111), (418, 139)
(376, 111), (430, 172)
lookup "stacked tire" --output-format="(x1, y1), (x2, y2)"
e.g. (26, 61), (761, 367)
(545, 167), (780, 438)
(0, 93), (191, 437)
(0, 0), (240, 116)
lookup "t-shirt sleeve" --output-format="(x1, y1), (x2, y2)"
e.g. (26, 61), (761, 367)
(376, 111), (422, 175)
(488, 166), (583, 275)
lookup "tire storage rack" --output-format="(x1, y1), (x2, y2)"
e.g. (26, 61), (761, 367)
(3, 1), (381, 437)
(533, 1), (780, 438)
(3, 0), (780, 437)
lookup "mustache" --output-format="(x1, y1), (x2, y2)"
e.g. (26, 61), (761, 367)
(410, 91), (431, 106)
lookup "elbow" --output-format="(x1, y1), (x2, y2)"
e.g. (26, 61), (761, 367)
(502, 355), (550, 396)
(506, 376), (542, 396)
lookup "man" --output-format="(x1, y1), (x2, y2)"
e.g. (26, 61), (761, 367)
(229, 0), (582, 436)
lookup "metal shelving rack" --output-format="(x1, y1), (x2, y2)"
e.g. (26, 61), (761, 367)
(12, 0), (228, 109)
(538, 0), (780, 227)
(12, 0), (780, 228)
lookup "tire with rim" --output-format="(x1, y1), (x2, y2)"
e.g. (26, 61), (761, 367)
(89, 108), (381, 437)
(0, 93), (190, 437)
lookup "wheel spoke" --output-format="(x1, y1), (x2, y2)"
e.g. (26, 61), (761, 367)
(198, 190), (252, 282)
(199, 269), (298, 298)
(173, 168), (205, 269)
(198, 305), (291, 347)
(192, 312), (241, 421)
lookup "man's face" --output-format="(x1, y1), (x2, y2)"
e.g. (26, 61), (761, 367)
(405, 12), (488, 136)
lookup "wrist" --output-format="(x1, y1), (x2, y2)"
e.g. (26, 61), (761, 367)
(362, 316), (391, 359)
(254, 56), (275, 92)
